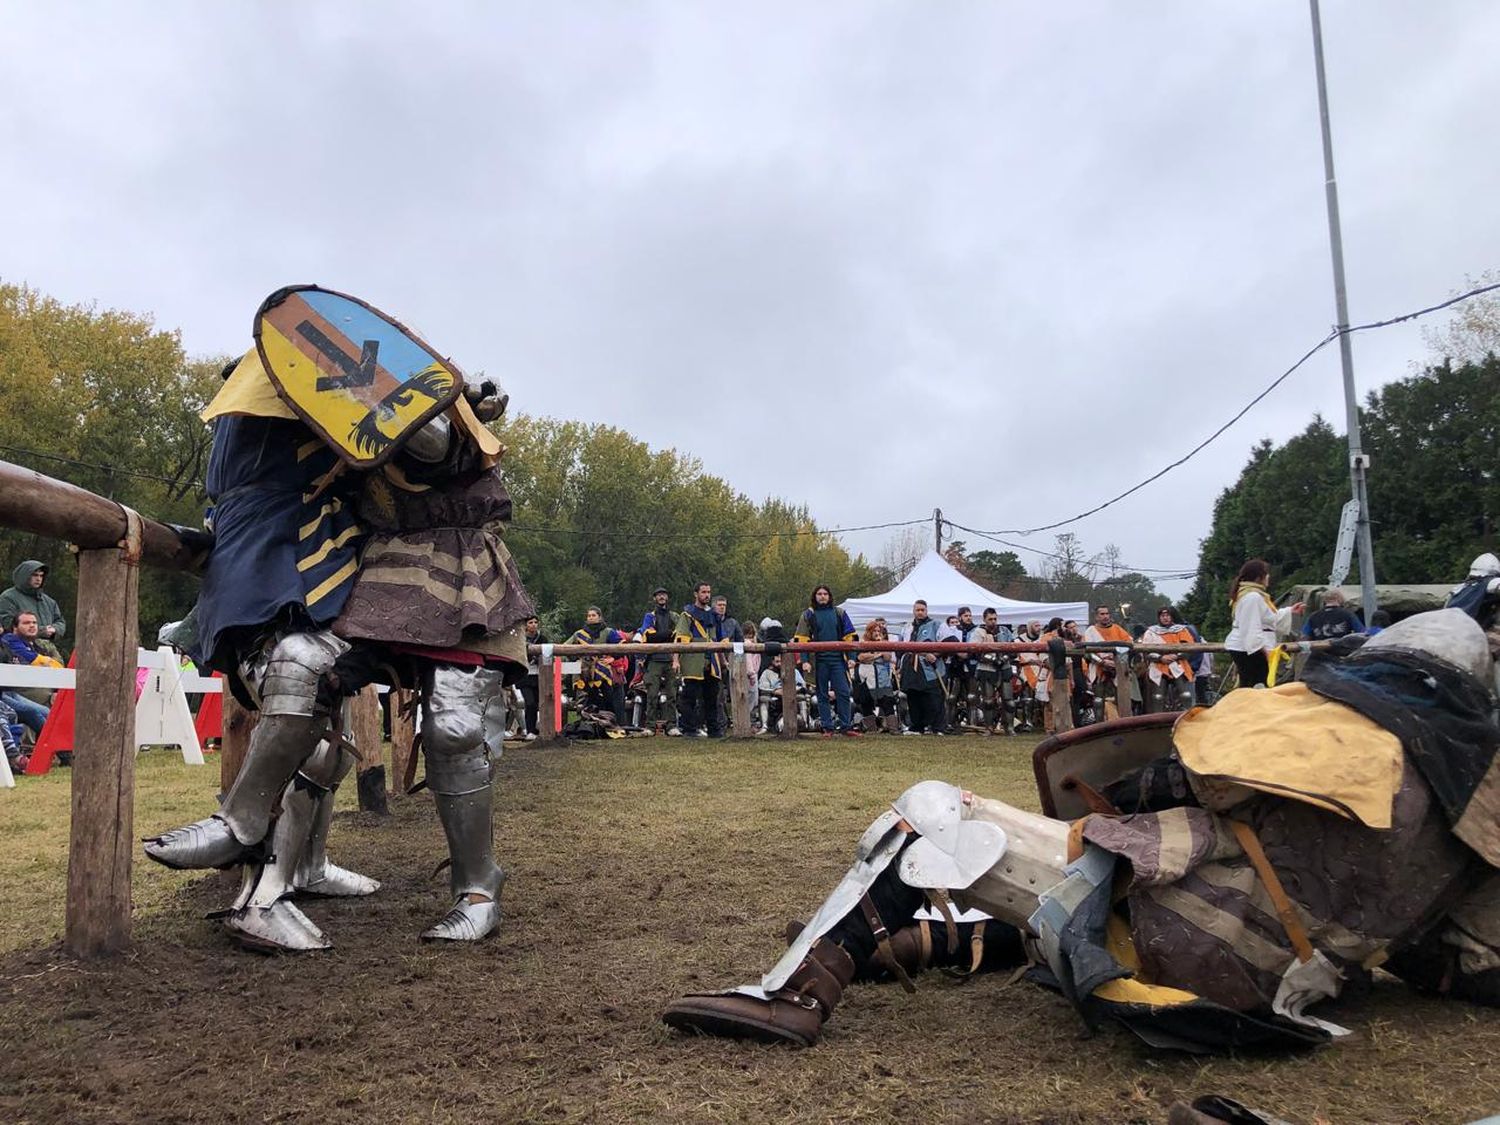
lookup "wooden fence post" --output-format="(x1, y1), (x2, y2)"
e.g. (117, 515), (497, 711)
(351, 685), (387, 814)
(1116, 655), (1134, 721)
(539, 654), (558, 742)
(64, 546), (139, 958)
(779, 650), (799, 740)
(388, 688), (414, 795)
(1049, 657), (1074, 735)
(220, 695), (257, 796)
(729, 650), (753, 738)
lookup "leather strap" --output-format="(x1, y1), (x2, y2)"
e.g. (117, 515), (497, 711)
(1229, 819), (1315, 964)
(859, 893), (917, 994)
(926, 889), (961, 956)
(1061, 774), (1120, 815)
(1066, 818), (1088, 863)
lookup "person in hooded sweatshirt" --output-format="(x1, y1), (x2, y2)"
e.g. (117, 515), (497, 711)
(0, 561), (67, 643)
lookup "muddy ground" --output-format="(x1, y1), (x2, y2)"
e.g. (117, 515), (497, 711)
(2, 737), (1497, 1124)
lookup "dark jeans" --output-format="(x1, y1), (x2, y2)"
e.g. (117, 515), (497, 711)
(905, 685), (943, 733)
(1230, 650), (1270, 689)
(521, 676), (540, 734)
(679, 675), (725, 736)
(814, 658), (853, 732)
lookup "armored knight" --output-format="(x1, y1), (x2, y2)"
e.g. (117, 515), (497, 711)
(143, 286), (532, 952)
(666, 609), (1500, 1051)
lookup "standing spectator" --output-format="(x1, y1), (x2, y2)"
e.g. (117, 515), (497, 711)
(854, 620), (898, 733)
(742, 620), (761, 731)
(519, 615), (548, 739)
(1083, 605), (1132, 720)
(1224, 558), (1304, 689)
(636, 587), (680, 734)
(674, 582), (725, 738)
(1301, 589), (1364, 641)
(567, 607), (629, 722)
(0, 560), (67, 643)
(793, 585), (861, 738)
(898, 599), (944, 734)
(1140, 607), (1196, 713)
(712, 594), (743, 727)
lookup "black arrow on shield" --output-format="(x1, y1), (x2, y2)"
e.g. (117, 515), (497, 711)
(298, 320), (380, 392)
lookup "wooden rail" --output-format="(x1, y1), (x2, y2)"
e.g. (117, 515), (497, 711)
(0, 460), (197, 957)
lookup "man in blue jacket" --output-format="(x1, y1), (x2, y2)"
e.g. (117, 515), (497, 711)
(793, 585), (861, 738)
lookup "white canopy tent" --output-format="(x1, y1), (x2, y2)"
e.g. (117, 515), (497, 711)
(840, 551), (1090, 631)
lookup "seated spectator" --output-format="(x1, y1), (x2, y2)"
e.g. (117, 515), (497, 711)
(755, 654), (804, 733)
(1301, 589), (1365, 641)
(0, 643), (48, 736)
(0, 693), (25, 765)
(0, 560), (67, 643)
(3, 611), (64, 709)
(1366, 609), (1392, 636)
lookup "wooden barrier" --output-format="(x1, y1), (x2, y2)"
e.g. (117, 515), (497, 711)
(351, 686), (386, 815)
(63, 547), (140, 957)
(388, 688), (415, 795)
(729, 651), (753, 737)
(779, 657), (799, 739)
(220, 695), (257, 797)
(538, 654), (558, 742)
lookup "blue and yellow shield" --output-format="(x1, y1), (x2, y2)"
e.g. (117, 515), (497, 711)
(254, 286), (463, 467)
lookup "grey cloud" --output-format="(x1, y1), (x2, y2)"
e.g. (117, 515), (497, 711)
(3, 1), (1497, 595)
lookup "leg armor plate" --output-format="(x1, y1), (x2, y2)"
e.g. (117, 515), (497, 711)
(420, 663), (508, 942)
(292, 727), (380, 898)
(143, 630), (348, 870)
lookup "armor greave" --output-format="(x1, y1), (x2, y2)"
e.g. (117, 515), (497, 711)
(292, 738), (380, 898)
(419, 664), (508, 941)
(218, 712), (329, 845)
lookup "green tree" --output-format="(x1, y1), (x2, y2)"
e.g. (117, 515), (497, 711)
(0, 283), (224, 646)
(1181, 358), (1500, 635)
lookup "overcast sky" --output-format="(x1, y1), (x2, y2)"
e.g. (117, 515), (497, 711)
(4, 2), (1497, 597)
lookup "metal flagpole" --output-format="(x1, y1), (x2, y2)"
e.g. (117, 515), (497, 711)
(1309, 0), (1378, 620)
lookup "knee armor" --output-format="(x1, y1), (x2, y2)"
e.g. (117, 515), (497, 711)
(243, 630), (350, 718)
(421, 665), (507, 794)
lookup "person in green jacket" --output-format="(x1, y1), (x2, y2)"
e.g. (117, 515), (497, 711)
(0, 561), (66, 643)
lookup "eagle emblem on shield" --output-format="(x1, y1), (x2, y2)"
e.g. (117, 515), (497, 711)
(254, 286), (464, 467)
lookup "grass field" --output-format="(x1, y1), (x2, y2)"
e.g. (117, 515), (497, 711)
(1, 736), (1497, 1124)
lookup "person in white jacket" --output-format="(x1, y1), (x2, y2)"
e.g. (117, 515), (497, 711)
(1223, 558), (1304, 688)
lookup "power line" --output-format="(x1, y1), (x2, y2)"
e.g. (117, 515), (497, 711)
(0, 443), (199, 488)
(944, 519), (1196, 577)
(510, 516), (930, 542)
(968, 277), (1500, 537)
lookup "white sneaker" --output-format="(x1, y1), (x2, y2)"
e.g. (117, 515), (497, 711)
(667, 727), (682, 737)
(523, 732), (537, 742)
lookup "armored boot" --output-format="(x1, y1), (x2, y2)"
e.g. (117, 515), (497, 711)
(293, 737), (380, 898)
(143, 712), (328, 870)
(662, 939), (855, 1047)
(420, 665), (508, 942)
(224, 781), (334, 953)
(423, 784), (507, 941)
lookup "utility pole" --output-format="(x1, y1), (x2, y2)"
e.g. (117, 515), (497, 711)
(1309, 0), (1378, 621)
(934, 507), (943, 554)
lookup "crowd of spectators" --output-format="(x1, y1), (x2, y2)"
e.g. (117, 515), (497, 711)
(522, 582), (1256, 740)
(0, 561), (65, 769)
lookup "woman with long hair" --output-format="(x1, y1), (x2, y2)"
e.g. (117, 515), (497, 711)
(854, 620), (899, 733)
(1223, 558), (1304, 688)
